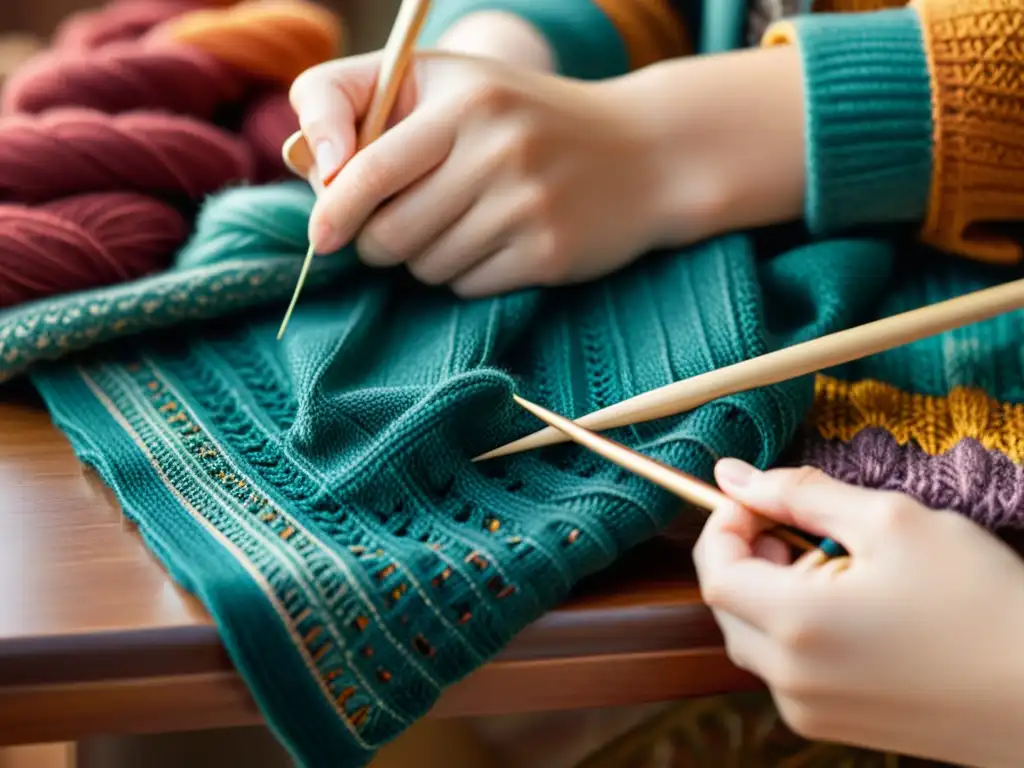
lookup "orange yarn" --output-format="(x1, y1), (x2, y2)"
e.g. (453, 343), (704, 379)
(152, 0), (342, 85)
(589, 0), (690, 69)
(910, 0), (1024, 265)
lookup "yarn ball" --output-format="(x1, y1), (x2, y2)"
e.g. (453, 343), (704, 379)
(52, 0), (206, 51)
(174, 181), (323, 269)
(2, 43), (243, 118)
(0, 109), (255, 203)
(241, 91), (299, 181)
(0, 192), (188, 308)
(151, 0), (343, 85)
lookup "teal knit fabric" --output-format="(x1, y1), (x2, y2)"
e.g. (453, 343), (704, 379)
(29, 183), (895, 767)
(785, 8), (933, 236)
(418, 0), (631, 79)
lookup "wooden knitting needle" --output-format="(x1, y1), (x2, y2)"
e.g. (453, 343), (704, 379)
(277, 0), (432, 340)
(477, 275), (1024, 460)
(512, 394), (836, 565)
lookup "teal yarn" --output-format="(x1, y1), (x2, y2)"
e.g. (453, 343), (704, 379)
(31, 183), (897, 766)
(174, 182), (344, 269)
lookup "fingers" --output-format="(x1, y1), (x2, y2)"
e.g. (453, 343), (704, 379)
(714, 460), (923, 556)
(356, 142), (487, 269)
(693, 501), (802, 631)
(309, 106), (457, 253)
(289, 53), (383, 184)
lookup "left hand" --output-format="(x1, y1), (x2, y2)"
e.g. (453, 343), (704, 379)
(694, 460), (1024, 767)
(290, 51), (695, 298)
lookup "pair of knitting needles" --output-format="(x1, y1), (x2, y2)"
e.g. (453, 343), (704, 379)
(498, 277), (1024, 570)
(277, 0), (432, 340)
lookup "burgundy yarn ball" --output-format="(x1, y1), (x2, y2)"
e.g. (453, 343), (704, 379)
(0, 109), (256, 203)
(52, 0), (205, 51)
(2, 43), (244, 118)
(241, 91), (299, 182)
(0, 192), (188, 308)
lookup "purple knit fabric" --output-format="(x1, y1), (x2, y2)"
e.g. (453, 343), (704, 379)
(794, 428), (1024, 531)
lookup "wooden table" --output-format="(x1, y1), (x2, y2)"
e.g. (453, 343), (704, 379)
(0, 393), (758, 748)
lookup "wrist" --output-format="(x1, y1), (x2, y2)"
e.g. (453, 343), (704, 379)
(608, 46), (805, 247)
(434, 11), (555, 72)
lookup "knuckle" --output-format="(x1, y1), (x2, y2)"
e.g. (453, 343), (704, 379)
(783, 466), (828, 494)
(347, 151), (394, 202)
(697, 575), (730, 610)
(406, 258), (444, 285)
(358, 218), (403, 265)
(463, 81), (515, 117)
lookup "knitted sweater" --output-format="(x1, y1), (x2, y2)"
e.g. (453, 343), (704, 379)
(4, 1), (1023, 766)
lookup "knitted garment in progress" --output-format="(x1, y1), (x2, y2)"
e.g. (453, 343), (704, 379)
(30, 183), (894, 766)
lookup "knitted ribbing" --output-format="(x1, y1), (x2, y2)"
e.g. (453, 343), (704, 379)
(763, 8), (933, 235)
(30, 182), (896, 767)
(911, 0), (1024, 264)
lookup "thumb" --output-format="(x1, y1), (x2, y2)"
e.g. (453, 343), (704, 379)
(288, 52), (384, 185)
(714, 460), (903, 556)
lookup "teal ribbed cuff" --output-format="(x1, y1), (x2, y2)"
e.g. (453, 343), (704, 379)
(417, 0), (629, 80)
(788, 8), (933, 235)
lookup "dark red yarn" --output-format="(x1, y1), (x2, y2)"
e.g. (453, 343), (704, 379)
(241, 91), (299, 181)
(0, 192), (187, 308)
(0, 109), (255, 203)
(2, 43), (244, 118)
(52, 0), (205, 51)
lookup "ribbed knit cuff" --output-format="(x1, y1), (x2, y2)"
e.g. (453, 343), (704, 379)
(764, 8), (933, 236)
(417, 0), (630, 80)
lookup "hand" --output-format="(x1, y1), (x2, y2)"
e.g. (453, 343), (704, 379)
(694, 460), (1024, 767)
(287, 50), (692, 297)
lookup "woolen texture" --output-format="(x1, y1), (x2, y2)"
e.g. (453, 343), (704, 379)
(762, 8), (933, 236)
(30, 181), (896, 766)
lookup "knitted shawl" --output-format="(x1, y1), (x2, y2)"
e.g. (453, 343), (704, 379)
(6, 182), (1021, 765)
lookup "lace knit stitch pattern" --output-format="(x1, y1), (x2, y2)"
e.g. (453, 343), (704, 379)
(912, 0), (1024, 263)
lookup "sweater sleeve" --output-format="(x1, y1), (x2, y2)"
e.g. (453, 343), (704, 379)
(417, 0), (689, 80)
(766, 0), (1024, 265)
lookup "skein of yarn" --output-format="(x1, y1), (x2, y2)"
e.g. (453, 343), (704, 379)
(0, 110), (255, 202)
(152, 0), (343, 85)
(0, 192), (188, 307)
(2, 43), (244, 117)
(241, 91), (300, 180)
(52, 0), (209, 51)
(174, 181), (320, 268)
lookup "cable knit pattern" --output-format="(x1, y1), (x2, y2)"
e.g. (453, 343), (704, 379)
(797, 428), (1024, 530)
(0, 110), (254, 202)
(911, 0), (1024, 264)
(811, 375), (1024, 461)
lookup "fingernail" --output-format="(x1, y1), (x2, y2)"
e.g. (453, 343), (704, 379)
(314, 140), (341, 184)
(309, 218), (339, 255)
(716, 458), (759, 487)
